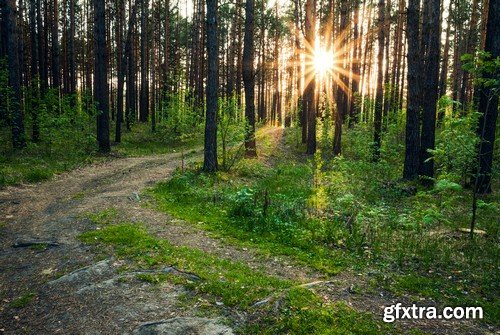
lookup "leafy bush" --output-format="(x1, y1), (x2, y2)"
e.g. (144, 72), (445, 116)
(431, 113), (480, 184)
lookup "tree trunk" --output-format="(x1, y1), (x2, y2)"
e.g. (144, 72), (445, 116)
(29, 0), (40, 142)
(51, 0), (60, 89)
(474, 0), (499, 194)
(333, 1), (348, 156)
(203, 0), (218, 172)
(5, 0), (26, 149)
(305, 0), (316, 155)
(94, 0), (110, 153)
(115, 0), (125, 143)
(68, 0), (75, 96)
(348, 0), (360, 127)
(139, 0), (149, 122)
(438, 0), (452, 102)
(418, 0), (441, 182)
(243, 0), (256, 157)
(403, 0), (421, 179)
(373, 0), (385, 161)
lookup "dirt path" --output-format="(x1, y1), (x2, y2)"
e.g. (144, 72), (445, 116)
(0, 134), (493, 335)
(0, 135), (318, 335)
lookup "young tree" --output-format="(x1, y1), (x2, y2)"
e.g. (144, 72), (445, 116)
(4, 0), (26, 149)
(94, 0), (110, 153)
(203, 0), (218, 172)
(243, 0), (256, 157)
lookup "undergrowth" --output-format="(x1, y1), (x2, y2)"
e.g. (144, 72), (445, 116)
(152, 125), (499, 325)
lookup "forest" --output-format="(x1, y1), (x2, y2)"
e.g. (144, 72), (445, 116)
(0, 0), (498, 333)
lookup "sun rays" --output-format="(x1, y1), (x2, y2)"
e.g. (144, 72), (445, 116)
(313, 48), (334, 77)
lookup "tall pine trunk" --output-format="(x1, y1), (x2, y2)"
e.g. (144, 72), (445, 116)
(51, 0), (60, 89)
(474, 0), (499, 194)
(243, 0), (256, 157)
(403, 0), (421, 179)
(5, 0), (26, 149)
(94, 0), (110, 153)
(373, 0), (385, 161)
(203, 0), (218, 172)
(305, 0), (316, 155)
(418, 0), (441, 182)
(115, 0), (125, 143)
(139, 0), (149, 122)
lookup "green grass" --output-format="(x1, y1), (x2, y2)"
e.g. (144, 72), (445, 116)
(116, 123), (202, 157)
(0, 122), (202, 188)
(245, 287), (397, 335)
(151, 126), (499, 326)
(9, 292), (36, 308)
(79, 210), (397, 334)
(79, 222), (292, 308)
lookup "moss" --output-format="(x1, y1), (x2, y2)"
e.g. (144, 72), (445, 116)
(10, 292), (36, 308)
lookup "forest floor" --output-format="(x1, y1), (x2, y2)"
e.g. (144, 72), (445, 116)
(0, 128), (496, 334)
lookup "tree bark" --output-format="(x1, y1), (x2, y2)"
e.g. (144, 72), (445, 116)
(51, 0), (60, 89)
(373, 0), (385, 161)
(243, 0), (256, 157)
(474, 0), (499, 194)
(333, 1), (348, 156)
(115, 0), (125, 143)
(305, 0), (316, 155)
(139, 0), (149, 122)
(418, 0), (441, 182)
(203, 0), (218, 172)
(5, 0), (26, 149)
(403, 0), (421, 179)
(94, 0), (110, 153)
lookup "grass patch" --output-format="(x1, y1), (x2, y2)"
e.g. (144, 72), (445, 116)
(29, 243), (48, 251)
(116, 123), (203, 157)
(151, 165), (351, 275)
(245, 287), (396, 335)
(79, 222), (292, 308)
(85, 207), (119, 225)
(151, 126), (499, 325)
(79, 211), (397, 334)
(0, 121), (202, 188)
(9, 292), (36, 308)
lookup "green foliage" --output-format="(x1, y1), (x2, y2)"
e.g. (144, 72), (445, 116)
(153, 126), (499, 324)
(430, 113), (480, 183)
(0, 88), (204, 186)
(218, 95), (245, 171)
(158, 91), (203, 141)
(462, 51), (500, 90)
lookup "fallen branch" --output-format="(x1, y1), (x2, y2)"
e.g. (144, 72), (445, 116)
(251, 280), (332, 308)
(12, 240), (60, 248)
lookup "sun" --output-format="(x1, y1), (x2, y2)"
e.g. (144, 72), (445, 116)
(314, 48), (334, 77)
